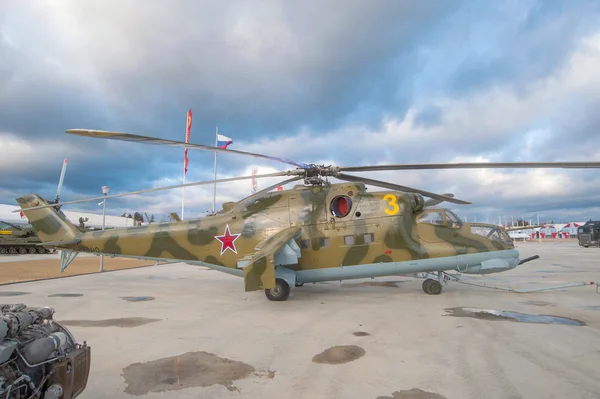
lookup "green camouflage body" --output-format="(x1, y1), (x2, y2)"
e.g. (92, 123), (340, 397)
(16, 183), (514, 289)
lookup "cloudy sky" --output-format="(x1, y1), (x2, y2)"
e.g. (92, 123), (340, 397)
(2, 0), (600, 224)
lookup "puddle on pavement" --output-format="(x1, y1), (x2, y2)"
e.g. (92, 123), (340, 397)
(0, 291), (29, 296)
(340, 280), (407, 288)
(376, 388), (447, 399)
(581, 305), (600, 311)
(353, 331), (370, 336)
(48, 293), (83, 297)
(120, 296), (155, 302)
(59, 317), (161, 328)
(444, 307), (585, 326)
(312, 345), (365, 364)
(122, 351), (273, 395)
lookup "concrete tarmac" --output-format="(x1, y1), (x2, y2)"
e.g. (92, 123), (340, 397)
(1, 240), (599, 399)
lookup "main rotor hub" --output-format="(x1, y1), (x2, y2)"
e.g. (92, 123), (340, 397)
(296, 165), (340, 186)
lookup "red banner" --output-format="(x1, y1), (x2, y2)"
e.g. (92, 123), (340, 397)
(184, 109), (192, 175)
(186, 109), (192, 143)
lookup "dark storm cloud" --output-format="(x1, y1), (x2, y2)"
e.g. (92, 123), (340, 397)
(447, 0), (600, 97)
(0, 0), (469, 208)
(0, 0), (465, 138)
(1, 0), (600, 221)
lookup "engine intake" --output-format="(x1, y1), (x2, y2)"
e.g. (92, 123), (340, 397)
(405, 193), (425, 213)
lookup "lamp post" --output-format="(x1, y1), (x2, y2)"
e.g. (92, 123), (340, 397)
(99, 185), (109, 272)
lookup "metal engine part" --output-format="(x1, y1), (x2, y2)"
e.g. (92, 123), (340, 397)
(0, 304), (90, 398)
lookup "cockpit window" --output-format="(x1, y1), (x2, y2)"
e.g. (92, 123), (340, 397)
(471, 225), (513, 245)
(417, 211), (444, 225)
(445, 210), (462, 229)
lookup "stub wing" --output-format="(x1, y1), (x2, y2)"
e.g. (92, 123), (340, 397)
(241, 226), (303, 292)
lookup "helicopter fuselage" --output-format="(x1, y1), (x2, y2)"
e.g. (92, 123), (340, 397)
(45, 182), (519, 284)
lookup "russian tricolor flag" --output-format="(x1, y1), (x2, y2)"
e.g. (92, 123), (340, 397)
(217, 134), (233, 149)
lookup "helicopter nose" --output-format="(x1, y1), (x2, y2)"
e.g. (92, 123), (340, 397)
(508, 251), (521, 269)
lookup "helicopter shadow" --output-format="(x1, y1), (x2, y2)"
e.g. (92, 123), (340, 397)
(283, 279), (425, 302)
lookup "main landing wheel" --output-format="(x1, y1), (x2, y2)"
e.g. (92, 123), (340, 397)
(265, 278), (290, 301)
(422, 279), (442, 295)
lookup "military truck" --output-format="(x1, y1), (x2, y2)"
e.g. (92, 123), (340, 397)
(577, 220), (600, 247)
(0, 220), (52, 255)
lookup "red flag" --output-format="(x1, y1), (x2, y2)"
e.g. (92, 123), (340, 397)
(19, 211), (25, 218)
(184, 109), (192, 175)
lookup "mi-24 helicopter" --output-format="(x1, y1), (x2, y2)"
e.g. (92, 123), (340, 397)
(15, 129), (600, 301)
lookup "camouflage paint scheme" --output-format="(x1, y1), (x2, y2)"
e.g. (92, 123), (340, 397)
(16, 181), (520, 296)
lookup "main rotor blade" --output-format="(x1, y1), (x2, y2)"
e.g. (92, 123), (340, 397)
(424, 193), (454, 207)
(336, 173), (471, 205)
(66, 129), (310, 169)
(15, 171), (296, 212)
(339, 161), (600, 172)
(239, 175), (303, 209)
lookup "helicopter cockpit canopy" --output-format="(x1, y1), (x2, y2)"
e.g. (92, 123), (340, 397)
(470, 224), (513, 245)
(417, 209), (512, 245)
(416, 209), (463, 229)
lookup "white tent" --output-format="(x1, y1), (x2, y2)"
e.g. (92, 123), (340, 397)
(0, 203), (134, 228)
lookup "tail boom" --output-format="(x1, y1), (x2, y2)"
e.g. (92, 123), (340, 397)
(15, 194), (81, 248)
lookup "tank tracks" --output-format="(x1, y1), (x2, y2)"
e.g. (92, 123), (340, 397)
(0, 245), (54, 255)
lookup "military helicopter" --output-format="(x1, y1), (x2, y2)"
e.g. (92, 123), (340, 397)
(14, 129), (600, 301)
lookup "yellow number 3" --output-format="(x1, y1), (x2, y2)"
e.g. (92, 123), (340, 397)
(383, 194), (399, 215)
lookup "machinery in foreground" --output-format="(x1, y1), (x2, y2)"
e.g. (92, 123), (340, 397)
(0, 303), (91, 398)
(0, 221), (52, 255)
(578, 220), (600, 247)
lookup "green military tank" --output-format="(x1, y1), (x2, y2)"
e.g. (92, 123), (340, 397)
(0, 220), (53, 255)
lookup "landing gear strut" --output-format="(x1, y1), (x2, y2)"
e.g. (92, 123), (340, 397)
(422, 278), (442, 295)
(265, 278), (291, 301)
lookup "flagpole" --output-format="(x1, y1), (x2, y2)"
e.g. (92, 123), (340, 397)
(182, 109), (192, 220)
(213, 126), (218, 213)
(182, 161), (186, 220)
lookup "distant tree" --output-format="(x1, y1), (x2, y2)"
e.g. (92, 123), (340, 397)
(144, 212), (155, 224)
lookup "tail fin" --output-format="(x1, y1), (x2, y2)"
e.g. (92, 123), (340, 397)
(15, 194), (80, 245)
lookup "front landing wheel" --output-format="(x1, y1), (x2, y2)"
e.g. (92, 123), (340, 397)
(422, 279), (442, 295)
(265, 278), (290, 301)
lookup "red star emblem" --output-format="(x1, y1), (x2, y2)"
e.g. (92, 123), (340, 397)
(215, 224), (240, 255)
